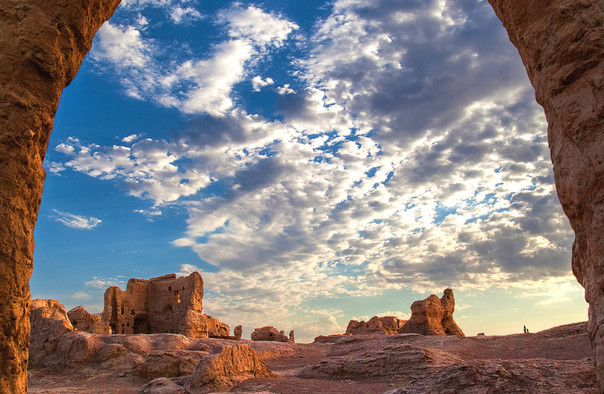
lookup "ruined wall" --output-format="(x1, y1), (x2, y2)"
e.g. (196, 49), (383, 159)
(487, 0), (603, 388)
(102, 272), (207, 336)
(0, 1), (121, 392)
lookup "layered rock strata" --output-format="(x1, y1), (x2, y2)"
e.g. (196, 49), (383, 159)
(487, 0), (603, 388)
(399, 288), (464, 336)
(0, 1), (120, 392)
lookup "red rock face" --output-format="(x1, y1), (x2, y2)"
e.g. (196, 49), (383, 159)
(0, 1), (120, 392)
(487, 0), (603, 388)
(399, 288), (464, 336)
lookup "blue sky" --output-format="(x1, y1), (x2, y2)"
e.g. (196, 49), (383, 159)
(32, 0), (587, 342)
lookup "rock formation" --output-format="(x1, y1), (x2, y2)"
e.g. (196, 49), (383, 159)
(101, 272), (228, 338)
(234, 325), (243, 339)
(29, 299), (283, 392)
(0, 0), (120, 391)
(251, 326), (289, 342)
(289, 330), (295, 342)
(68, 306), (110, 334)
(186, 345), (272, 392)
(399, 289), (464, 336)
(346, 316), (406, 335)
(486, 0), (603, 387)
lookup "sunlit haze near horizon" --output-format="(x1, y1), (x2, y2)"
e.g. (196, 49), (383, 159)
(32, 0), (587, 342)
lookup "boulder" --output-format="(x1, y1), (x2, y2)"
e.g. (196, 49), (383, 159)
(487, 0), (603, 388)
(399, 289), (464, 336)
(346, 316), (406, 335)
(251, 326), (289, 342)
(186, 345), (272, 392)
(289, 330), (295, 342)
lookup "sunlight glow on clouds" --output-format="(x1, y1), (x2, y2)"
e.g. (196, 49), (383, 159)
(43, 0), (581, 341)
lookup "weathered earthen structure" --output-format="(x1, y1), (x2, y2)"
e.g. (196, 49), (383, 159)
(1, 0), (602, 391)
(346, 316), (406, 335)
(399, 289), (464, 336)
(251, 326), (290, 342)
(67, 306), (110, 334)
(102, 272), (229, 338)
(0, 1), (121, 391)
(487, 0), (603, 387)
(234, 325), (243, 340)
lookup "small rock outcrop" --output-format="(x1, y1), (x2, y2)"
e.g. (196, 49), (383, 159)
(251, 326), (289, 342)
(101, 272), (229, 338)
(289, 330), (295, 342)
(234, 325), (243, 339)
(487, 0), (603, 388)
(29, 299), (74, 366)
(186, 345), (272, 392)
(0, 0), (121, 391)
(346, 316), (406, 335)
(68, 306), (110, 334)
(399, 289), (464, 336)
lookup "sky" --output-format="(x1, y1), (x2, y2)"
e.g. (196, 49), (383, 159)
(32, 0), (588, 343)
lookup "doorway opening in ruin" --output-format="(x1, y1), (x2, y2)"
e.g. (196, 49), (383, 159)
(133, 315), (151, 334)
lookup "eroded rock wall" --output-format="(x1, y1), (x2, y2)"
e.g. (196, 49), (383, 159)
(487, 0), (603, 388)
(0, 1), (120, 392)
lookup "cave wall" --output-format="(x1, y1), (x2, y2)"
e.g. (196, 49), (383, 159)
(0, 1), (121, 392)
(487, 0), (603, 388)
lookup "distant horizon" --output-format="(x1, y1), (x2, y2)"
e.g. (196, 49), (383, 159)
(32, 0), (587, 343)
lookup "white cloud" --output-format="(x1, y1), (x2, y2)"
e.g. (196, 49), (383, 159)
(91, 5), (297, 116)
(55, 0), (578, 341)
(122, 134), (139, 143)
(251, 76), (274, 91)
(170, 6), (202, 24)
(71, 292), (91, 300)
(276, 84), (295, 95)
(85, 276), (126, 290)
(52, 210), (102, 230)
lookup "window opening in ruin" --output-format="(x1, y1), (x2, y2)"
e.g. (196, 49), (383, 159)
(121, 305), (124, 315)
(133, 315), (151, 334)
(131, 309), (135, 315)
(174, 290), (181, 304)
(168, 286), (171, 292)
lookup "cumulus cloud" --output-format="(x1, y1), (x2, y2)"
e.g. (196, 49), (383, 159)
(55, 0), (577, 340)
(251, 76), (274, 91)
(91, 4), (297, 116)
(52, 210), (102, 230)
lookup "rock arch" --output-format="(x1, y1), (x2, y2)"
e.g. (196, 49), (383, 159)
(0, 0), (601, 392)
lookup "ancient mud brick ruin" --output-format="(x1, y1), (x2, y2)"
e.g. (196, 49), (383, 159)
(102, 272), (228, 338)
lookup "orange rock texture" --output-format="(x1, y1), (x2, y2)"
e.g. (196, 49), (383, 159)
(346, 316), (407, 335)
(487, 0), (603, 388)
(0, 0), (120, 392)
(102, 272), (230, 338)
(399, 288), (464, 336)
